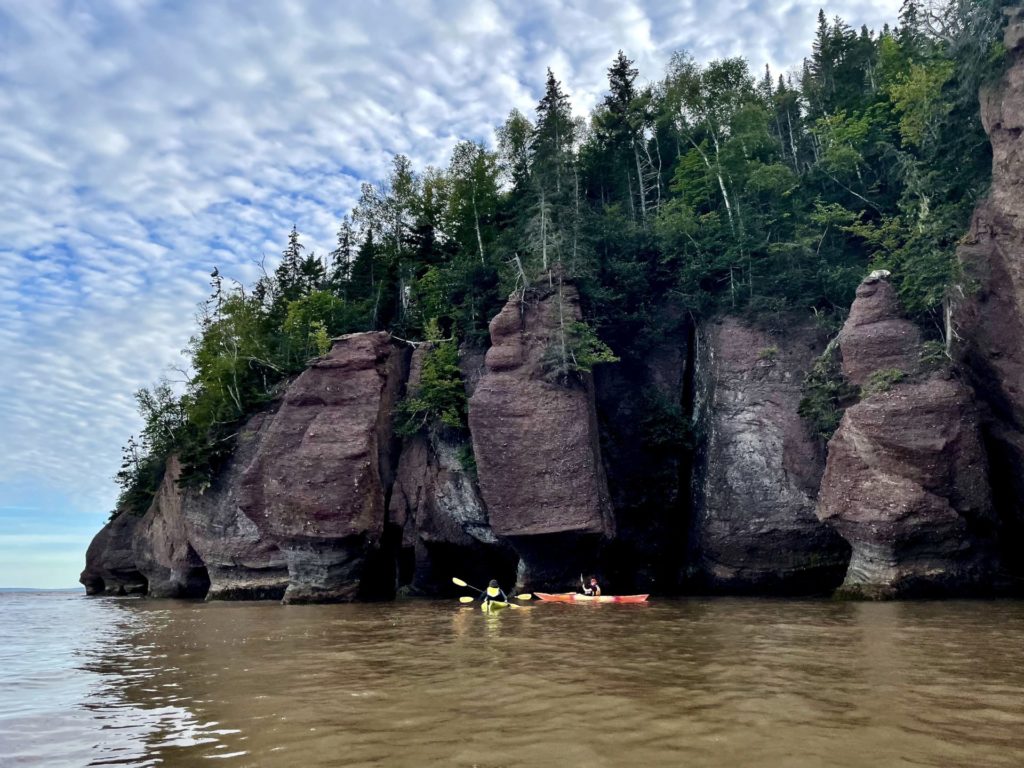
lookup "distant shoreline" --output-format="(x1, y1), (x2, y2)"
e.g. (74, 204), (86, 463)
(0, 587), (84, 593)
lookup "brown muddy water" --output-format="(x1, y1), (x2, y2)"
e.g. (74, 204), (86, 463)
(1, 592), (1023, 767)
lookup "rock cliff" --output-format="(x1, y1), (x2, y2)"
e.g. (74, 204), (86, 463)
(819, 274), (999, 597)
(131, 457), (210, 598)
(183, 412), (289, 600)
(955, 7), (1024, 581)
(389, 347), (517, 593)
(238, 332), (409, 603)
(594, 321), (691, 593)
(80, 510), (146, 595)
(468, 282), (614, 589)
(689, 317), (850, 593)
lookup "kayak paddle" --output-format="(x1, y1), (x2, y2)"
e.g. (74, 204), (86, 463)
(451, 577), (532, 600)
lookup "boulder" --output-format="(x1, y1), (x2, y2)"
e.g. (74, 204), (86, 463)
(238, 332), (409, 603)
(689, 316), (850, 593)
(132, 457), (210, 598)
(80, 511), (146, 595)
(183, 412), (289, 600)
(468, 282), (614, 589)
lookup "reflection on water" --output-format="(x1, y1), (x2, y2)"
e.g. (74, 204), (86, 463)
(1, 592), (1023, 767)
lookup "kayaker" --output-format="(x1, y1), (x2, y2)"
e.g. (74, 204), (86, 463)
(480, 579), (508, 605)
(582, 575), (602, 596)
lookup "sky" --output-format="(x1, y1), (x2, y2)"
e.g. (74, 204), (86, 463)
(0, 0), (902, 588)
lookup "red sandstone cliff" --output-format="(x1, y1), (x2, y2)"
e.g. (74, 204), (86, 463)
(238, 332), (409, 603)
(689, 316), (850, 593)
(819, 275), (998, 597)
(955, 7), (1024, 580)
(468, 282), (614, 589)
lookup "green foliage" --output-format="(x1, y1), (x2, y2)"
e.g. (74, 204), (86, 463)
(862, 367), (907, 396)
(114, 382), (185, 514)
(395, 341), (468, 436)
(543, 320), (620, 382)
(455, 442), (477, 476)
(638, 391), (692, 453)
(283, 291), (351, 363)
(758, 346), (779, 361)
(919, 339), (948, 369)
(798, 341), (860, 440)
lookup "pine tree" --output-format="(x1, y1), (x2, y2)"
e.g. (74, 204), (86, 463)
(328, 218), (356, 295)
(275, 225), (306, 304)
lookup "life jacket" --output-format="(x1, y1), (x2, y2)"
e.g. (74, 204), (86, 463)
(484, 585), (506, 602)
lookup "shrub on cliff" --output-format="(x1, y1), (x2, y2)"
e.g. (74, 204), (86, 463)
(798, 340), (860, 440)
(395, 341), (468, 436)
(542, 320), (619, 383)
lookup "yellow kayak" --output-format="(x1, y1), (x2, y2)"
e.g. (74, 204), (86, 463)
(480, 600), (510, 613)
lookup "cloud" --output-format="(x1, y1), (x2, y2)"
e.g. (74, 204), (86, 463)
(0, 0), (901, 585)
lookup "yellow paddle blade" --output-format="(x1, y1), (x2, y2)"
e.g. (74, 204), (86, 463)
(459, 596), (475, 603)
(514, 593), (533, 600)
(452, 577), (469, 587)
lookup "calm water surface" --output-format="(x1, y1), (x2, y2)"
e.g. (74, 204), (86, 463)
(1, 592), (1023, 767)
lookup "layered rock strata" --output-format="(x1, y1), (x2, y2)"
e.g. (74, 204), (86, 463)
(468, 282), (614, 589)
(689, 317), (850, 593)
(131, 457), (210, 598)
(183, 412), (289, 600)
(838, 276), (920, 385)
(955, 8), (1024, 580)
(80, 511), (147, 595)
(819, 275), (998, 597)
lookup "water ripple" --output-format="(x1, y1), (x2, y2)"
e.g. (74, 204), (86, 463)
(1, 594), (1023, 766)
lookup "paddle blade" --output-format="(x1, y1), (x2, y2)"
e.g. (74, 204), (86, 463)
(452, 577), (469, 587)
(459, 596), (476, 603)
(514, 593), (533, 600)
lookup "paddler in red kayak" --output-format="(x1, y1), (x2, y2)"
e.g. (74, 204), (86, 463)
(480, 579), (508, 605)
(581, 575), (602, 596)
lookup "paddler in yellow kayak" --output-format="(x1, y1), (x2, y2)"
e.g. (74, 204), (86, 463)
(480, 579), (508, 606)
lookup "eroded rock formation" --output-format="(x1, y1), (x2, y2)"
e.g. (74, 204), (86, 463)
(468, 282), (614, 589)
(131, 457), (210, 598)
(183, 412), (289, 600)
(594, 315), (692, 593)
(238, 332), (409, 603)
(80, 510), (146, 595)
(819, 275), (998, 597)
(389, 347), (516, 593)
(955, 8), (1024, 579)
(689, 317), (850, 593)
(838, 277), (920, 386)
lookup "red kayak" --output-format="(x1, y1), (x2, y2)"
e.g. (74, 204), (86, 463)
(534, 593), (649, 603)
